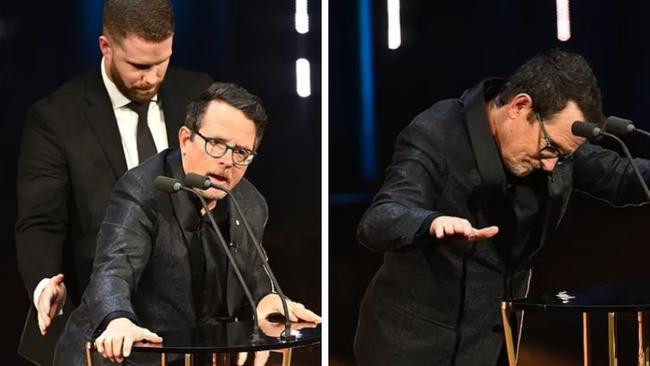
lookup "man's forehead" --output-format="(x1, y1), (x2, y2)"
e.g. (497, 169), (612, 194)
(115, 34), (173, 60)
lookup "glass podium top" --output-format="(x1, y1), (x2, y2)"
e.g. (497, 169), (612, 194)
(132, 320), (321, 354)
(508, 283), (650, 312)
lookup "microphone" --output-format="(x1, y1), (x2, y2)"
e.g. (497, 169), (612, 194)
(604, 116), (635, 136)
(571, 122), (650, 201)
(604, 116), (650, 139)
(571, 121), (602, 141)
(155, 175), (264, 341)
(183, 173), (297, 341)
(154, 176), (183, 192)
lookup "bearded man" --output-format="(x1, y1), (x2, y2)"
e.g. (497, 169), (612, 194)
(15, 1), (211, 364)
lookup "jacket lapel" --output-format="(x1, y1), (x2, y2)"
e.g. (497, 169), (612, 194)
(164, 151), (207, 319)
(518, 161), (574, 269)
(83, 65), (128, 179)
(462, 78), (508, 195)
(224, 195), (245, 317)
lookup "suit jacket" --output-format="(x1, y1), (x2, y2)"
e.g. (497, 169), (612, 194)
(15, 64), (212, 365)
(53, 149), (272, 366)
(354, 79), (650, 366)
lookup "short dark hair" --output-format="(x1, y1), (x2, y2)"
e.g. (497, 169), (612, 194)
(103, 0), (174, 43)
(496, 49), (603, 126)
(184, 82), (268, 148)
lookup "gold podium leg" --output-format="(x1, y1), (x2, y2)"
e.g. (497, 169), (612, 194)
(608, 312), (618, 366)
(639, 312), (649, 366)
(281, 348), (293, 366)
(583, 312), (591, 366)
(85, 342), (94, 366)
(185, 353), (193, 366)
(161, 353), (167, 366)
(501, 302), (517, 366)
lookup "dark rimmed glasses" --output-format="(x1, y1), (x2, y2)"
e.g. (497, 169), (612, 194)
(536, 113), (569, 162)
(193, 130), (257, 166)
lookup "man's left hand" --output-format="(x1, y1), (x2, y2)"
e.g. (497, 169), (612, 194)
(256, 294), (321, 323)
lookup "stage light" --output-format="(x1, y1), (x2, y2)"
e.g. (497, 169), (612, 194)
(295, 0), (309, 34)
(556, 0), (571, 41)
(296, 58), (311, 97)
(387, 0), (401, 49)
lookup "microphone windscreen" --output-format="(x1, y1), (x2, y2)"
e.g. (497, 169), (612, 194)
(154, 176), (182, 193)
(571, 121), (601, 139)
(184, 173), (211, 189)
(605, 116), (635, 135)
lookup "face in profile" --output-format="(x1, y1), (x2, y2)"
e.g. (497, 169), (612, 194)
(499, 98), (586, 177)
(100, 33), (173, 103)
(180, 100), (258, 201)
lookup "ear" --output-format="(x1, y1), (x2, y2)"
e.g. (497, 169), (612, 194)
(98, 35), (112, 59)
(506, 93), (534, 120)
(178, 126), (193, 152)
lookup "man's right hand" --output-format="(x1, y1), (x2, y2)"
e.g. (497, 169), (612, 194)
(94, 317), (163, 363)
(36, 273), (66, 335)
(430, 216), (499, 241)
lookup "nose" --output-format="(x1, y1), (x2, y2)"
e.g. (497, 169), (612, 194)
(540, 158), (559, 172)
(141, 66), (160, 86)
(215, 148), (234, 167)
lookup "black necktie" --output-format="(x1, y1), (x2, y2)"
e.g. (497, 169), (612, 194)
(126, 101), (157, 163)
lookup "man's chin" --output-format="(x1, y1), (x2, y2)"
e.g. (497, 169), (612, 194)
(507, 164), (531, 177)
(129, 91), (157, 104)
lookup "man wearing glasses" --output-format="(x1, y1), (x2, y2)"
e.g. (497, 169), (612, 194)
(54, 82), (320, 365)
(355, 50), (650, 366)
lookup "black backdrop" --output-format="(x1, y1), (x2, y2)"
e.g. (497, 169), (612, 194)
(0, 1), (321, 365)
(331, 0), (650, 365)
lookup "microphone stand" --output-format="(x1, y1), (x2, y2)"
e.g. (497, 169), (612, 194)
(184, 174), (296, 341)
(155, 176), (263, 342)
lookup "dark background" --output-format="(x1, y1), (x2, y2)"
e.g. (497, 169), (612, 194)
(0, 1), (321, 365)
(330, 0), (650, 365)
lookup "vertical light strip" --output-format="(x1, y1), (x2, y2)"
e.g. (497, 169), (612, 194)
(359, 0), (378, 184)
(295, 0), (309, 34)
(556, 0), (571, 41)
(296, 58), (311, 97)
(387, 0), (401, 49)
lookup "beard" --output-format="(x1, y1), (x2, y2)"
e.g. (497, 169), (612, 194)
(109, 63), (161, 104)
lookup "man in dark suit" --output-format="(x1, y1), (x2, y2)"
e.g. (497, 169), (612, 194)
(15, 0), (211, 364)
(355, 50), (650, 365)
(54, 82), (320, 365)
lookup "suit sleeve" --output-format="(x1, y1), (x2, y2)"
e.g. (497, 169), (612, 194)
(357, 111), (448, 252)
(15, 105), (70, 300)
(81, 172), (155, 331)
(572, 142), (650, 205)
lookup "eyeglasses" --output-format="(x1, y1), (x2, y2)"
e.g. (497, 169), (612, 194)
(193, 130), (257, 166)
(536, 113), (568, 162)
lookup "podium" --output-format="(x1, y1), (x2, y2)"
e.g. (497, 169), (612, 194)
(501, 283), (650, 366)
(85, 320), (321, 366)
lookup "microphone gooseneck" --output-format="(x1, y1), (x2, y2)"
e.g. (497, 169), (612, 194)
(183, 173), (297, 341)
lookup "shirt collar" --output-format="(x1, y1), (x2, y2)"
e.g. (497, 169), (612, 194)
(100, 57), (158, 110)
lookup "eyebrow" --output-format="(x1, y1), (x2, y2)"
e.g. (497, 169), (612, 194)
(203, 134), (254, 151)
(126, 57), (169, 69)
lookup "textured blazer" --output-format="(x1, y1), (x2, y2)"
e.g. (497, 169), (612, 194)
(15, 64), (212, 365)
(54, 149), (272, 366)
(354, 79), (650, 366)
